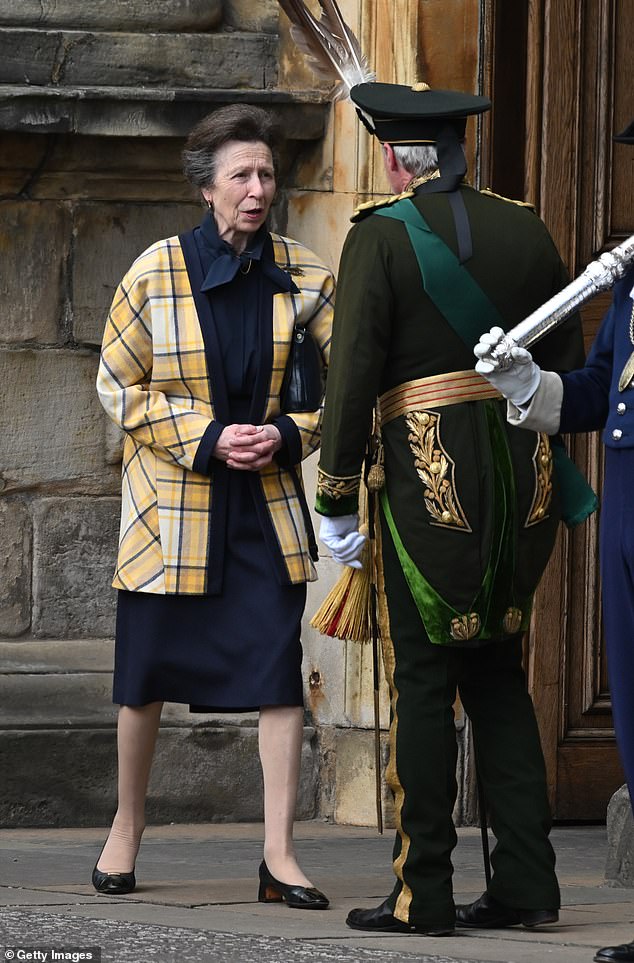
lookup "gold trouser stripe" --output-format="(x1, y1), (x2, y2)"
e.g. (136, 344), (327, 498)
(374, 501), (414, 922)
(379, 370), (501, 425)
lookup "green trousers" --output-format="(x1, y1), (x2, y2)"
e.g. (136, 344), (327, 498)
(381, 516), (560, 928)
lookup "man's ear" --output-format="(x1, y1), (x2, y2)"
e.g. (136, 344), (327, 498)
(383, 143), (398, 173)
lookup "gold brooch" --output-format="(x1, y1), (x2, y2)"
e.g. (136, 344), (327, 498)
(503, 607), (523, 635)
(450, 613), (481, 641)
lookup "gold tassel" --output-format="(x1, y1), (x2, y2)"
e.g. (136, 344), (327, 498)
(310, 487), (372, 643)
(310, 425), (385, 644)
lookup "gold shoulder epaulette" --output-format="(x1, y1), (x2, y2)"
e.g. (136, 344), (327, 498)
(480, 187), (536, 211)
(351, 188), (415, 223)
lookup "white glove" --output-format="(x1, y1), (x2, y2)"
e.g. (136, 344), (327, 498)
(319, 514), (366, 569)
(474, 326), (542, 405)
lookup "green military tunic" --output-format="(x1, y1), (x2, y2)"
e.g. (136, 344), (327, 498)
(317, 183), (586, 645)
(316, 182), (586, 929)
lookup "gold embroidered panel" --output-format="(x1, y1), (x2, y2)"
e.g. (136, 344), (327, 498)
(525, 433), (553, 527)
(405, 410), (471, 532)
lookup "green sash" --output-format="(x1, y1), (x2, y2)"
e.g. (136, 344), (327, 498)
(374, 198), (596, 644)
(375, 199), (597, 529)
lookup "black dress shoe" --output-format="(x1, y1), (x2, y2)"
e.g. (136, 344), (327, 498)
(257, 860), (329, 909)
(92, 863), (136, 895)
(456, 892), (558, 929)
(346, 899), (453, 936)
(594, 940), (634, 962)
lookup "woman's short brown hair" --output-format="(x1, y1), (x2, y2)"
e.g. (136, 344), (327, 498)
(182, 104), (281, 190)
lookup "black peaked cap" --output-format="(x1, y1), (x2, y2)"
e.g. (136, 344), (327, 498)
(350, 82), (491, 145)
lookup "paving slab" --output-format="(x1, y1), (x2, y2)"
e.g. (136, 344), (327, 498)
(0, 823), (632, 963)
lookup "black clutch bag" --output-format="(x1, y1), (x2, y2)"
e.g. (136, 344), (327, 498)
(280, 322), (325, 413)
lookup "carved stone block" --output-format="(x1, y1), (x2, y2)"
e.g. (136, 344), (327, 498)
(0, 348), (119, 492)
(0, 200), (69, 343)
(32, 497), (120, 639)
(224, 0), (279, 34)
(0, 497), (32, 637)
(72, 202), (201, 345)
(0, 0), (223, 32)
(0, 30), (277, 90)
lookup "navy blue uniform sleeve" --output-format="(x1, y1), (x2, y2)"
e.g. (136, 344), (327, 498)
(559, 298), (616, 434)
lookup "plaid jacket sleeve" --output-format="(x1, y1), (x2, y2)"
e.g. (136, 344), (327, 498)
(96, 240), (214, 472)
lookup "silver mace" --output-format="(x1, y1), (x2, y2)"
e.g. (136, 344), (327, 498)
(492, 234), (634, 369)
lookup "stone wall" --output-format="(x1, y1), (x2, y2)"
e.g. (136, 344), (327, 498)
(0, 0), (484, 830)
(0, 0), (327, 828)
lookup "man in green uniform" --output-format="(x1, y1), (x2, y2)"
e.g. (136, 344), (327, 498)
(315, 82), (588, 935)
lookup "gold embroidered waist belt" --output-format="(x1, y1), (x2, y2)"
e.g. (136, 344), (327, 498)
(379, 370), (502, 426)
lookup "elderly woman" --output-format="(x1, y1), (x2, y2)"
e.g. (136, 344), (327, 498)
(94, 104), (333, 908)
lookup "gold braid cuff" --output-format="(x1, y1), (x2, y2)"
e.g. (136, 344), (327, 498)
(316, 468), (361, 502)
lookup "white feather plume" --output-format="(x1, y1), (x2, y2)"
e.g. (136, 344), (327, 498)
(278, 0), (375, 100)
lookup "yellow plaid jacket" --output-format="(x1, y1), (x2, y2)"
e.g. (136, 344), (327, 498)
(97, 233), (334, 595)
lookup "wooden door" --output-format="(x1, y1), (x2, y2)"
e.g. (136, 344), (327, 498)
(482, 0), (632, 818)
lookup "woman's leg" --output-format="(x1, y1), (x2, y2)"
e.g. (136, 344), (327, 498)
(258, 704), (312, 887)
(97, 701), (163, 873)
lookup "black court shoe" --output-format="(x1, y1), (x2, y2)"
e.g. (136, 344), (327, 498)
(257, 860), (329, 909)
(92, 840), (136, 896)
(346, 898), (453, 936)
(594, 941), (634, 962)
(92, 862), (136, 895)
(456, 892), (558, 929)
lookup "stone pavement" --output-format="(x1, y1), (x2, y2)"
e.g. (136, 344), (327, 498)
(1, 822), (633, 963)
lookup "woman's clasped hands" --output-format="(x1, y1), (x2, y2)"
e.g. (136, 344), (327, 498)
(215, 423), (282, 470)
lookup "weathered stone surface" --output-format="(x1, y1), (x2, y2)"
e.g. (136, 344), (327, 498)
(0, 498), (32, 637)
(0, 200), (69, 343)
(224, 0), (279, 34)
(152, 725), (317, 824)
(317, 722), (473, 828)
(0, 132), (195, 201)
(0, 348), (120, 492)
(32, 497), (120, 639)
(303, 558), (347, 727)
(0, 672), (117, 728)
(0, 0), (223, 32)
(605, 784), (634, 887)
(0, 638), (259, 729)
(287, 190), (354, 276)
(0, 30), (277, 89)
(0, 639), (114, 673)
(73, 202), (201, 345)
(0, 87), (329, 140)
(104, 418), (125, 465)
(0, 725), (316, 827)
(329, 728), (394, 829)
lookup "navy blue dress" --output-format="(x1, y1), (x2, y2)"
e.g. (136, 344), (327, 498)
(113, 217), (306, 712)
